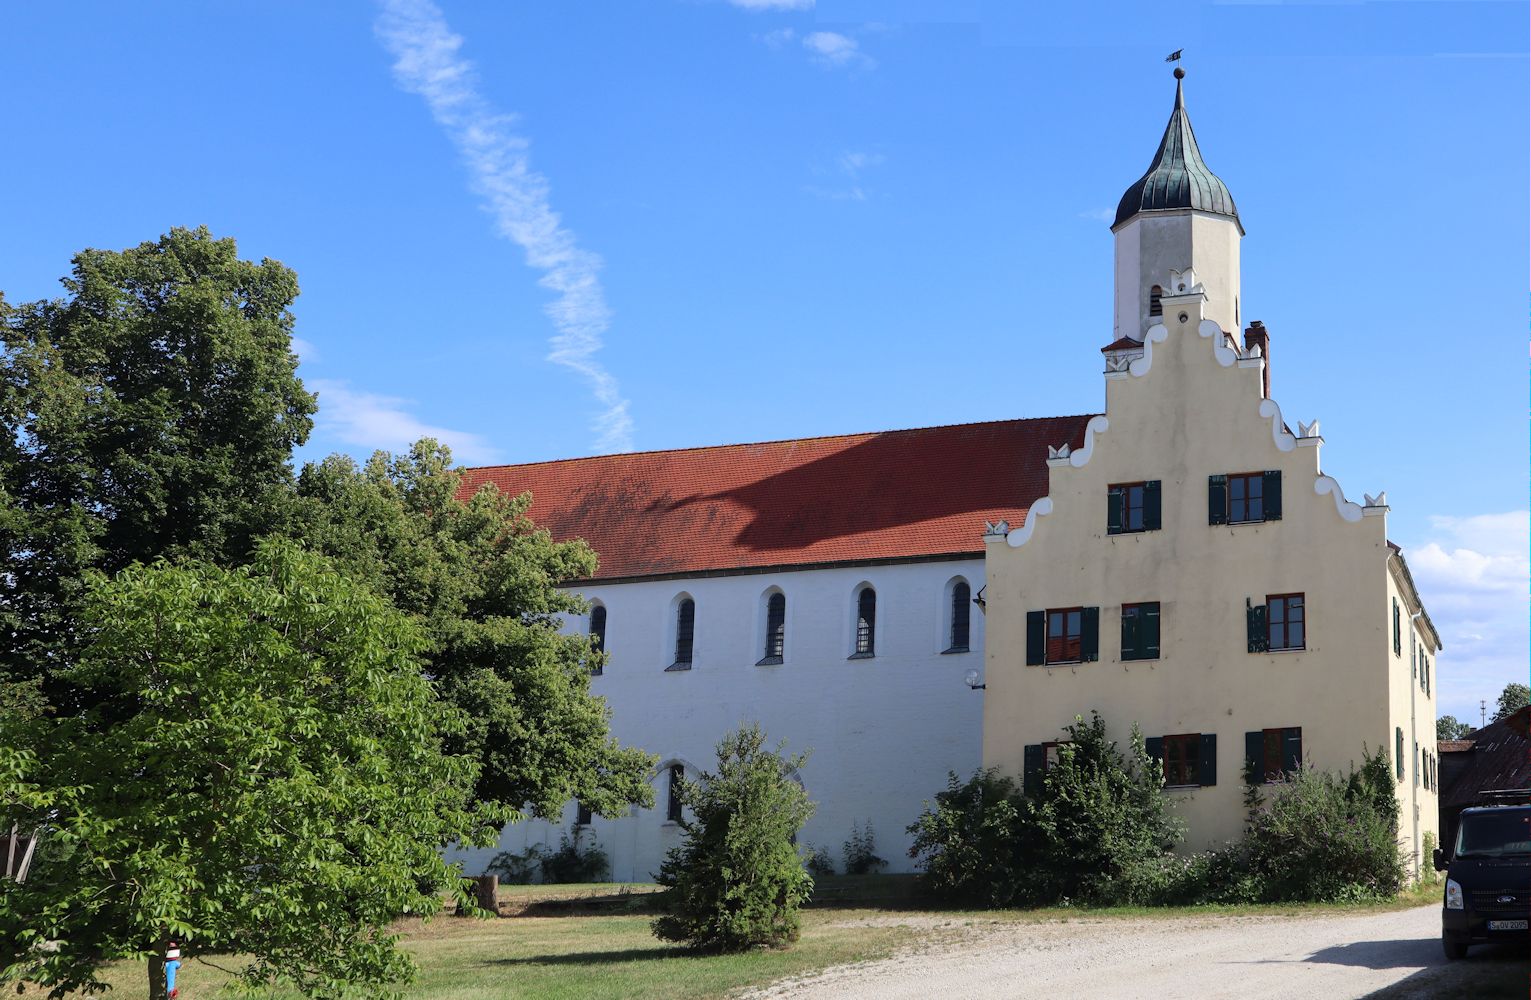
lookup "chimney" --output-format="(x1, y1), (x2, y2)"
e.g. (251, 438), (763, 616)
(1244, 321), (1270, 398)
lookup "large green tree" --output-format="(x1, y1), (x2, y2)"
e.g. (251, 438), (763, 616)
(1437, 715), (1473, 741)
(0, 227), (315, 701)
(282, 441), (654, 818)
(0, 541), (492, 1000)
(1493, 682), (1530, 723)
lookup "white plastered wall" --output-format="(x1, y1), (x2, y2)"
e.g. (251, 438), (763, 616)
(446, 558), (987, 881)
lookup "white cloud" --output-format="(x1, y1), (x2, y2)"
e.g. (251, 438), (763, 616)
(760, 27), (796, 47)
(310, 378), (500, 466)
(730, 0), (813, 9)
(290, 337), (320, 363)
(374, 0), (634, 454)
(1078, 207), (1116, 223)
(807, 149), (885, 201)
(1403, 511), (1529, 724)
(802, 31), (874, 69)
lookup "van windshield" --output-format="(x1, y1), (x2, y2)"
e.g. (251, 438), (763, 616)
(1455, 809), (1531, 859)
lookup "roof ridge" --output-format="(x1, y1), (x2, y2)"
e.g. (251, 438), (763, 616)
(461, 413), (1100, 472)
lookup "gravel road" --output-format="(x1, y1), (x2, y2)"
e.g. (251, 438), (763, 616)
(743, 904), (1479, 1000)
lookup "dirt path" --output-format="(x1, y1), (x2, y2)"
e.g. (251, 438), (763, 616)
(741, 904), (1466, 1000)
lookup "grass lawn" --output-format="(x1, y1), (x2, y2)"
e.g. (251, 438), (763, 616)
(10, 877), (1456, 999)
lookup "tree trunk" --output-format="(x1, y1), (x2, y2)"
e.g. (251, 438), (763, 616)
(476, 874), (499, 916)
(148, 954), (168, 1000)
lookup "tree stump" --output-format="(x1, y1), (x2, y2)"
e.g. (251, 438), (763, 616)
(475, 874), (500, 916)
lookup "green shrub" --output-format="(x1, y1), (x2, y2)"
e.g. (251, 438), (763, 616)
(652, 725), (815, 951)
(841, 820), (887, 875)
(803, 845), (836, 878)
(485, 827), (609, 884)
(1241, 748), (1404, 902)
(906, 768), (1029, 906)
(908, 713), (1179, 906)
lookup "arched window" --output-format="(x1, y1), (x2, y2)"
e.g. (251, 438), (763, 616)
(672, 597), (695, 668)
(588, 604), (607, 675)
(760, 591), (786, 665)
(667, 764), (685, 823)
(852, 587), (876, 658)
(1149, 285), (1163, 318)
(948, 581), (971, 653)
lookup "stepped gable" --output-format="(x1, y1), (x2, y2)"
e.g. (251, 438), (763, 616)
(460, 415), (1094, 581)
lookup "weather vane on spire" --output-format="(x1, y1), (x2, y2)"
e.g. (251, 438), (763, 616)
(1165, 49), (1185, 79)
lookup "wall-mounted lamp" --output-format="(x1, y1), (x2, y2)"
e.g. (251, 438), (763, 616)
(964, 669), (986, 691)
(971, 586), (987, 615)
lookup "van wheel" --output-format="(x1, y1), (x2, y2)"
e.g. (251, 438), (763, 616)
(1442, 936), (1468, 960)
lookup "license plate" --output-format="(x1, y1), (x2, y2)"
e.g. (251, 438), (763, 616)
(1487, 920), (1527, 931)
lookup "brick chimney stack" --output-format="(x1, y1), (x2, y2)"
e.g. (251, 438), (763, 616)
(1244, 321), (1270, 398)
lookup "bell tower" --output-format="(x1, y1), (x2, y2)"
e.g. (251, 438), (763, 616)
(1111, 69), (1244, 343)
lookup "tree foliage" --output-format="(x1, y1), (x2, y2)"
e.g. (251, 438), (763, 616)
(281, 442), (655, 818)
(1437, 715), (1474, 741)
(0, 227), (315, 703)
(0, 542), (491, 1000)
(653, 725), (814, 951)
(1493, 682), (1529, 723)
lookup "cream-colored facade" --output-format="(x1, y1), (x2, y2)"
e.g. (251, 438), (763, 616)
(982, 75), (1442, 873)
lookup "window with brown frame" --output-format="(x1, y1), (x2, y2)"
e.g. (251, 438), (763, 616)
(1162, 733), (1201, 787)
(1042, 741), (1067, 772)
(1046, 607), (1084, 664)
(1228, 472), (1264, 523)
(1267, 593), (1305, 651)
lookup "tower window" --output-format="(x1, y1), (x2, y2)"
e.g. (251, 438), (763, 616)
(851, 587), (877, 658)
(1149, 285), (1163, 318)
(948, 581), (971, 653)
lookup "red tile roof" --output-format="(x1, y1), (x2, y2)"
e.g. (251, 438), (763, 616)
(459, 416), (1095, 582)
(1101, 336), (1142, 352)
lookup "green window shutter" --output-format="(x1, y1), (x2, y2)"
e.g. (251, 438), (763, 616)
(1199, 733), (1217, 787)
(1145, 736), (1165, 781)
(1244, 731), (1263, 783)
(1107, 487), (1124, 534)
(1263, 470), (1282, 520)
(1023, 744), (1043, 797)
(1080, 607), (1100, 662)
(1144, 480), (1162, 530)
(1025, 611), (1045, 665)
(1283, 727), (1303, 773)
(1246, 600), (1268, 653)
(1143, 603), (1160, 658)
(1121, 607), (1138, 661)
(1393, 599), (1401, 656)
(1395, 727), (1404, 781)
(1208, 475), (1228, 525)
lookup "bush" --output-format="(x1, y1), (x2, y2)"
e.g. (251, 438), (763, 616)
(908, 713), (1179, 906)
(803, 845), (836, 878)
(906, 769), (1028, 906)
(1241, 748), (1404, 902)
(841, 820), (887, 875)
(485, 827), (609, 884)
(652, 725), (815, 951)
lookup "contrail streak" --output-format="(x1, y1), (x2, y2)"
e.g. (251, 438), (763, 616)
(375, 0), (634, 453)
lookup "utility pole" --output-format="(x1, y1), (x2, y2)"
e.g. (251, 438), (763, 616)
(1480, 699), (1487, 729)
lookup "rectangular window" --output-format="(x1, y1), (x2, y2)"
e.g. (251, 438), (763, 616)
(1249, 726), (1302, 783)
(1162, 733), (1201, 787)
(666, 765), (684, 823)
(1267, 593), (1305, 651)
(1046, 607), (1083, 663)
(1120, 602), (1161, 661)
(576, 801), (592, 826)
(1108, 481), (1161, 534)
(1213, 471), (1282, 525)
(1042, 741), (1065, 772)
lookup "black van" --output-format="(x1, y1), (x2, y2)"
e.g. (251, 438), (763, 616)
(1434, 803), (1531, 959)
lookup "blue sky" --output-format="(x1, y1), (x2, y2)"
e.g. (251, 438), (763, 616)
(3, 0), (1525, 723)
